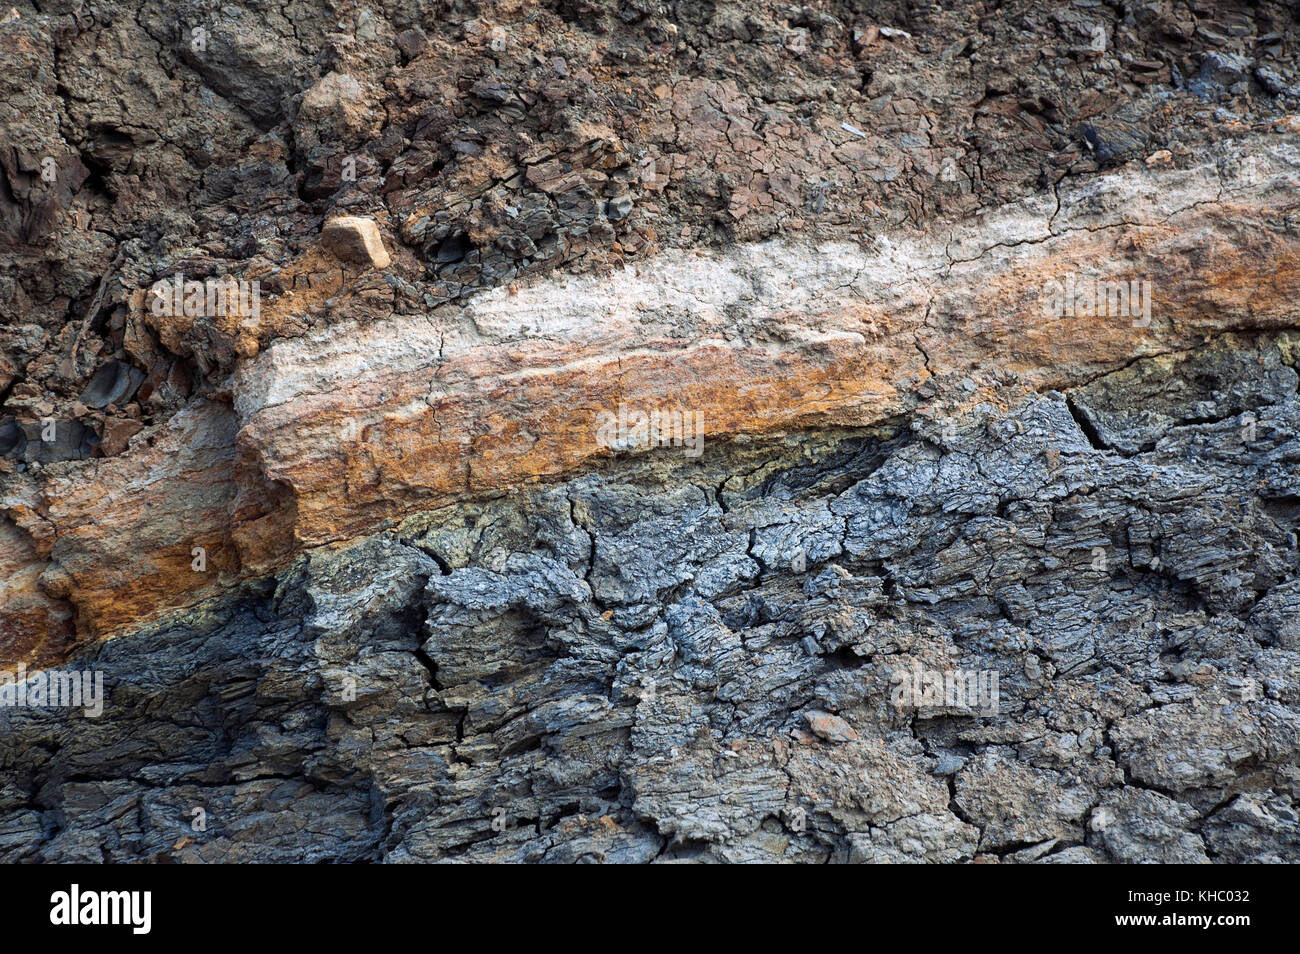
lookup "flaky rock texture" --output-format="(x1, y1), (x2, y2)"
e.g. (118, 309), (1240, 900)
(2, 0), (1300, 862)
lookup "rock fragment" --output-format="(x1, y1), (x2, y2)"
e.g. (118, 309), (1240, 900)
(803, 710), (859, 743)
(321, 216), (392, 269)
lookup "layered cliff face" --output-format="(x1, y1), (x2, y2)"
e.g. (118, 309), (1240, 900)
(2, 0), (1300, 862)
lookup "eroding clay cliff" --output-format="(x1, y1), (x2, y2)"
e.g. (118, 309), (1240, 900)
(2, 0), (1300, 863)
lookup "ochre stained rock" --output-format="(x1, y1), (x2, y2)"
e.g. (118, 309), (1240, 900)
(3, 139), (1299, 664)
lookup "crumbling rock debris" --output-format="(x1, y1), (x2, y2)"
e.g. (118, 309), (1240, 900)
(2, 333), (1300, 863)
(3, 0), (1300, 864)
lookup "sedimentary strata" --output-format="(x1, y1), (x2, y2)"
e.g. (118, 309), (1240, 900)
(2, 0), (1300, 863)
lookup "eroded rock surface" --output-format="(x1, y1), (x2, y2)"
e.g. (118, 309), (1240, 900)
(3, 1), (1300, 863)
(2, 334), (1298, 862)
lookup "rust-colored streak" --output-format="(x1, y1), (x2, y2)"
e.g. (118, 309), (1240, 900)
(4, 157), (1299, 665)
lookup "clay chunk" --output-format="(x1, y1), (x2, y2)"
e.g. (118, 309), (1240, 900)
(321, 216), (392, 269)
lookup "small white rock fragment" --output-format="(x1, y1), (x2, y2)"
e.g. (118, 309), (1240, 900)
(321, 216), (391, 269)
